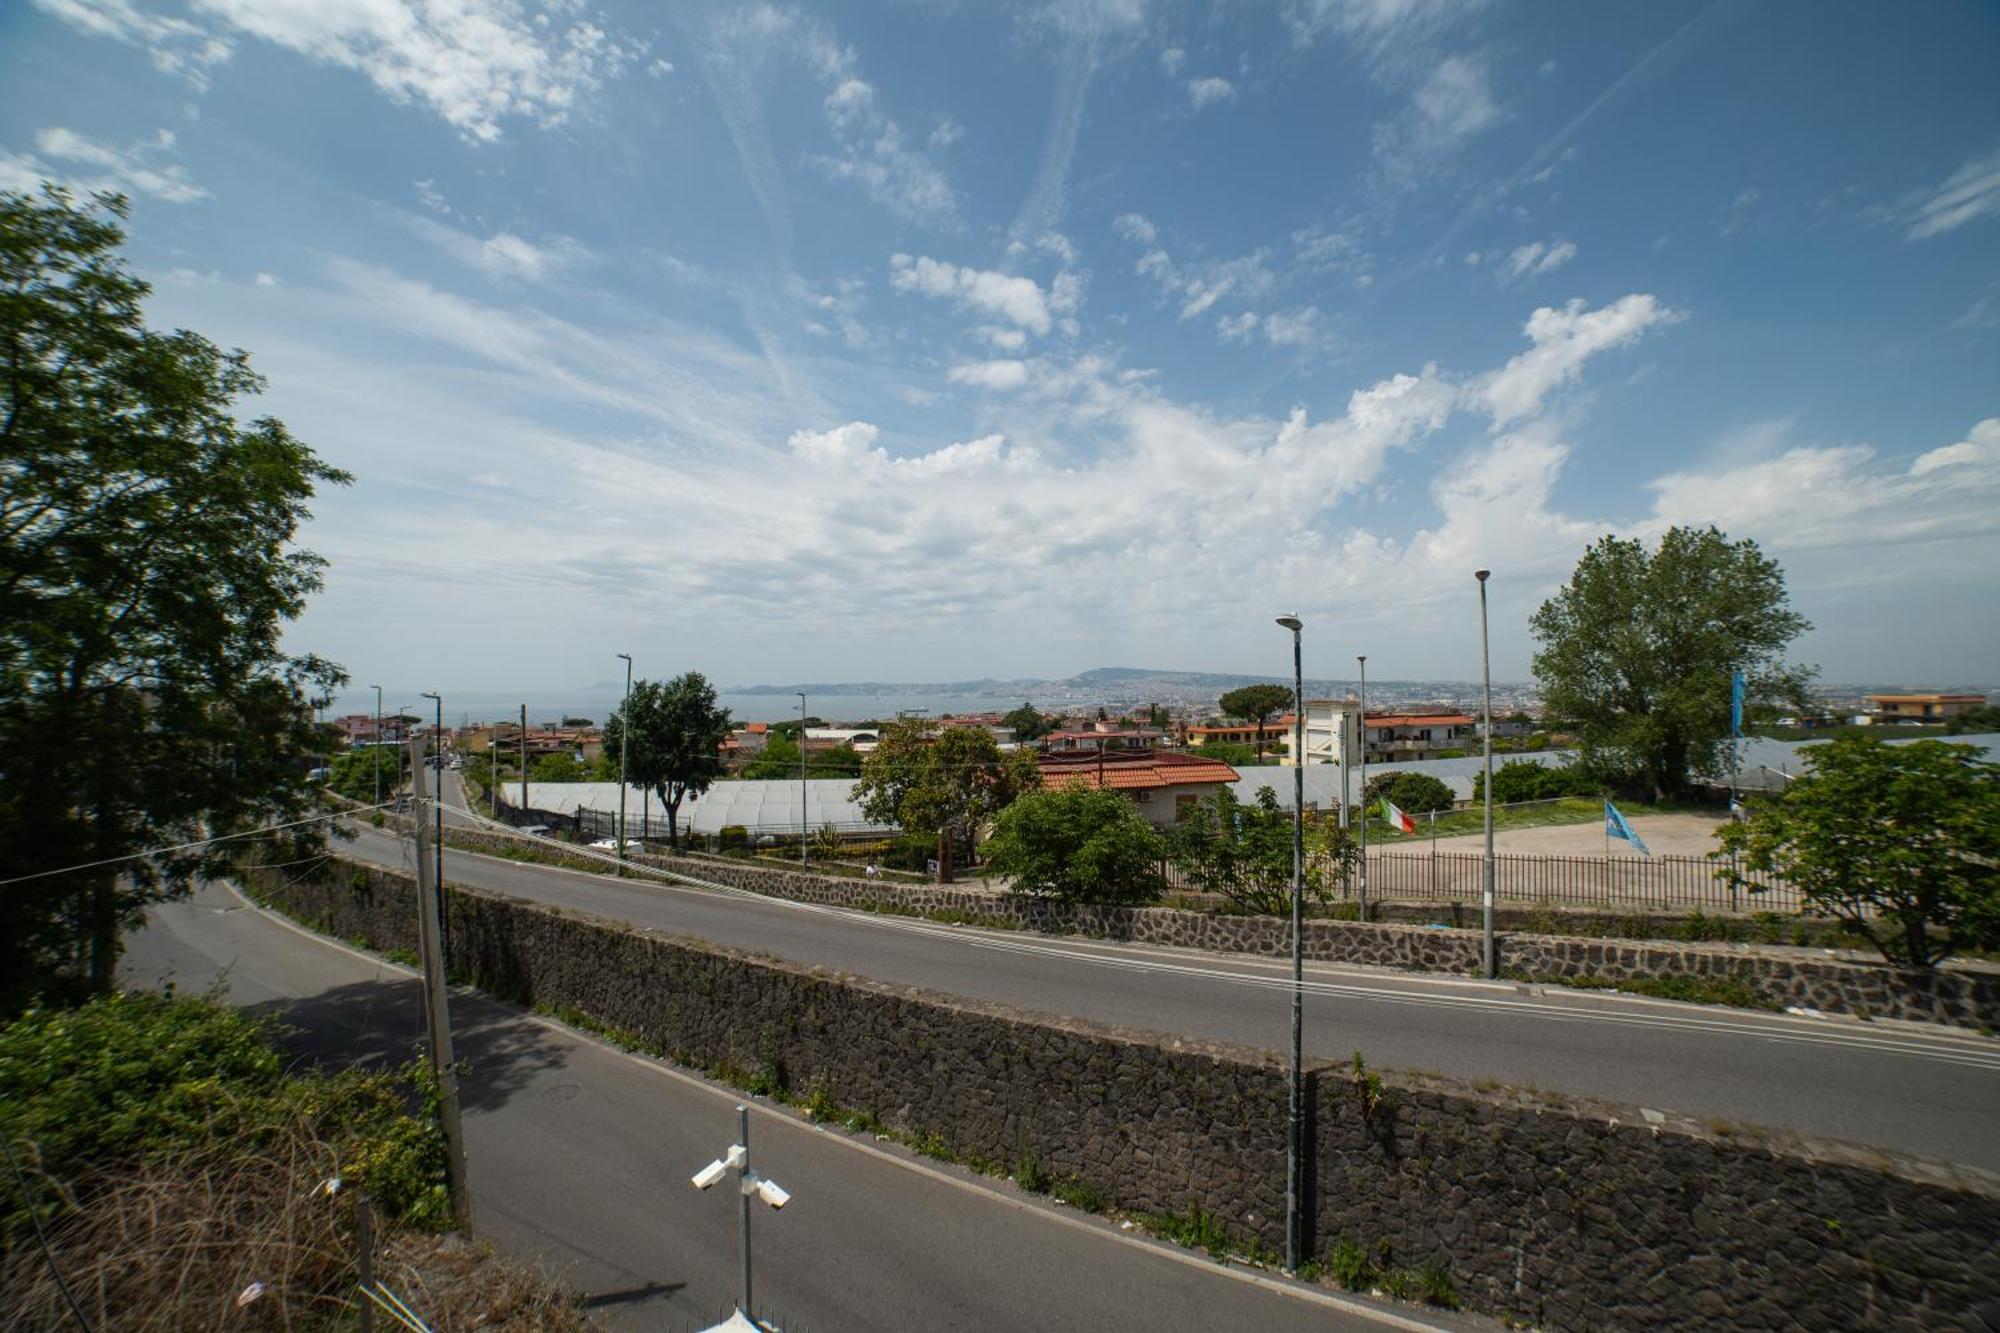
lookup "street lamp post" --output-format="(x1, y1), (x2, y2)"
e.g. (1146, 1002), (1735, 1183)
(797, 691), (808, 866)
(1356, 655), (1368, 924)
(1475, 570), (1496, 978)
(420, 693), (444, 954)
(370, 684), (383, 807)
(1274, 614), (1305, 1274)
(616, 654), (633, 874)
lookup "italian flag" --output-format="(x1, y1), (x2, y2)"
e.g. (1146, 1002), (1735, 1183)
(1380, 797), (1416, 834)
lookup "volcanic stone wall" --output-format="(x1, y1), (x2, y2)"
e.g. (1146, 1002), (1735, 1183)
(245, 857), (2000, 1330)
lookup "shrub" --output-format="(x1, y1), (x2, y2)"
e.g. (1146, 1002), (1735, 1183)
(984, 782), (1164, 904)
(1361, 770), (1455, 814)
(718, 824), (749, 851)
(1472, 759), (1598, 804)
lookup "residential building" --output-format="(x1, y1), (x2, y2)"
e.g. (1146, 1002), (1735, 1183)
(1040, 723), (1170, 754)
(1283, 700), (1360, 768)
(1035, 749), (1241, 826)
(1363, 712), (1474, 763)
(1865, 693), (1986, 722)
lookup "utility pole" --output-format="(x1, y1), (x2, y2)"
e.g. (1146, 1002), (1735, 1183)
(1356, 655), (1368, 923)
(370, 685), (383, 807)
(519, 704), (528, 818)
(617, 654), (633, 875)
(1274, 614), (1305, 1275)
(408, 739), (471, 1228)
(797, 691), (808, 866)
(420, 693), (444, 918)
(1476, 569), (1496, 979)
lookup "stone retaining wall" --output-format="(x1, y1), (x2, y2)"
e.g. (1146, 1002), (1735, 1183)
(244, 856), (2000, 1331)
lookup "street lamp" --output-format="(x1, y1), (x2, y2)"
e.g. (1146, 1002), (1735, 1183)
(370, 684), (383, 808)
(1356, 654), (1368, 924)
(797, 691), (808, 866)
(1273, 613), (1305, 1274)
(616, 653), (633, 875)
(420, 693), (444, 931)
(1475, 570), (1496, 978)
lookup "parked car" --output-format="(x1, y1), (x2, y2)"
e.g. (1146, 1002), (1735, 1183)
(588, 837), (643, 852)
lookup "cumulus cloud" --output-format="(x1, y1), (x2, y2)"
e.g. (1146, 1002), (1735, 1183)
(1186, 76), (1236, 110)
(811, 74), (958, 225)
(1262, 307), (1321, 347)
(889, 254), (1053, 335)
(31, 0), (233, 89)
(947, 359), (1031, 390)
(1114, 212), (1158, 245)
(1217, 311), (1259, 342)
(1, 126), (208, 203)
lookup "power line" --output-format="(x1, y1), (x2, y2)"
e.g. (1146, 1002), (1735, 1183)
(0, 801), (397, 888)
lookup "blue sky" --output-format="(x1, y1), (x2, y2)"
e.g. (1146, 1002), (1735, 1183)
(5, 0), (1997, 690)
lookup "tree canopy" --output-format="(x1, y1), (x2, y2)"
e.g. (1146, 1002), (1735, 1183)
(983, 782), (1164, 903)
(740, 733), (862, 780)
(1217, 683), (1294, 762)
(1362, 770), (1456, 815)
(1716, 737), (2000, 969)
(1001, 702), (1055, 742)
(1166, 786), (1355, 914)
(1469, 760), (1598, 805)
(1529, 526), (1812, 800)
(851, 720), (1039, 855)
(602, 673), (731, 848)
(0, 188), (348, 1009)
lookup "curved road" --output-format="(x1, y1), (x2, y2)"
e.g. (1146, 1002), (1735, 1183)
(347, 808), (2000, 1174)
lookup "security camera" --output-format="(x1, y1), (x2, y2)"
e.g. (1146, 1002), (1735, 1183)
(691, 1159), (729, 1190)
(755, 1178), (790, 1210)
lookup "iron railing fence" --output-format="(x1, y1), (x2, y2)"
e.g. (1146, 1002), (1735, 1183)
(1160, 849), (1803, 915)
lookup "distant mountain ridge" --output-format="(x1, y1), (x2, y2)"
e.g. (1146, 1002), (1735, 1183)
(724, 666), (1496, 696)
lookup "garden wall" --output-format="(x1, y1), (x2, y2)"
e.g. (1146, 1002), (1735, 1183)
(244, 857), (2000, 1331)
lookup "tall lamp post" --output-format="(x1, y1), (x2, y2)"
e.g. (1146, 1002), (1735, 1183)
(1274, 614), (1306, 1274)
(420, 692), (444, 935)
(1356, 655), (1368, 923)
(616, 653), (633, 874)
(1475, 570), (1496, 978)
(796, 691), (808, 866)
(370, 684), (383, 807)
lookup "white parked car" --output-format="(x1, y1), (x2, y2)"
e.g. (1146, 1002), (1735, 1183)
(588, 837), (643, 852)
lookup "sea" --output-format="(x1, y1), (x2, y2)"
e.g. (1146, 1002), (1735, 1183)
(324, 687), (1047, 728)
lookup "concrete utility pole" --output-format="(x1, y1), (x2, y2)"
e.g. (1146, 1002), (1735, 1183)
(408, 739), (470, 1227)
(370, 685), (383, 807)
(1476, 569), (1497, 979)
(1357, 655), (1368, 924)
(617, 654), (633, 874)
(421, 692), (445, 961)
(1274, 614), (1305, 1275)
(519, 704), (528, 818)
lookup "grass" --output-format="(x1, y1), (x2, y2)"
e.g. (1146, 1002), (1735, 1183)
(1502, 967), (1780, 1012)
(1366, 796), (1603, 843)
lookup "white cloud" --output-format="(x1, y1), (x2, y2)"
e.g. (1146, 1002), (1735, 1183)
(1159, 47), (1185, 75)
(1496, 238), (1577, 285)
(810, 72), (958, 226)
(6, 125), (209, 203)
(1475, 294), (1683, 427)
(975, 325), (1030, 351)
(1910, 418), (2000, 476)
(1409, 54), (1499, 149)
(1113, 212), (1157, 245)
(647, 56), (674, 77)
(1291, 223), (1372, 285)
(1284, 0), (1482, 54)
(60, 0), (644, 142)
(1262, 306), (1320, 347)
(1217, 311), (1259, 342)
(1186, 76), (1236, 110)
(889, 254), (1052, 335)
(1894, 146), (2000, 241)
(406, 216), (592, 283)
(255, 271), (278, 287)
(928, 117), (963, 150)
(947, 359), (1031, 390)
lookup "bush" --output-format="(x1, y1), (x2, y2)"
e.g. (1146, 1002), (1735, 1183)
(1361, 770), (1455, 814)
(1472, 759), (1597, 804)
(984, 782), (1164, 903)
(718, 824), (748, 851)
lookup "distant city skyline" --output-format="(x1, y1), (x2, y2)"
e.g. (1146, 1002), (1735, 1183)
(6, 1), (1996, 685)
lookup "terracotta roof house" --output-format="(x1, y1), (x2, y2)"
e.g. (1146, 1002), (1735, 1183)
(1035, 749), (1240, 825)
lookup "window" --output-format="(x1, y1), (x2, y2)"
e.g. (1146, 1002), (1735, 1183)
(1135, 790), (1153, 802)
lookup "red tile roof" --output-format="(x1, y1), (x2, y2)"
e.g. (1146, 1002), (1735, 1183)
(1036, 750), (1239, 792)
(1367, 714), (1474, 729)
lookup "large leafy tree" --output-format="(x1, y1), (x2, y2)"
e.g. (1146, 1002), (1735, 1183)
(0, 188), (349, 1009)
(1529, 526), (1812, 801)
(602, 673), (731, 849)
(1217, 683), (1294, 762)
(1361, 770), (1457, 815)
(983, 782), (1165, 903)
(1001, 702), (1054, 742)
(1167, 786), (1356, 914)
(1716, 737), (2000, 970)
(851, 719), (1039, 859)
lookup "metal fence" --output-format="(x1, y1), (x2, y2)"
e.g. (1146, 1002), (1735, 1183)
(573, 806), (885, 843)
(1349, 848), (1802, 914)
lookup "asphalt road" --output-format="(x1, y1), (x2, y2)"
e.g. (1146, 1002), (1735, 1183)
(121, 883), (1469, 1333)
(348, 806), (2000, 1174)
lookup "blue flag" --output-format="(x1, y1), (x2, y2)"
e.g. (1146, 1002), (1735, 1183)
(1730, 671), (1746, 737)
(1605, 800), (1650, 856)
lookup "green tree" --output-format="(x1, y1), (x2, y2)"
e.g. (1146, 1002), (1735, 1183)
(741, 733), (862, 780)
(851, 720), (1039, 860)
(1217, 684), (1294, 762)
(1945, 703), (2000, 735)
(602, 673), (731, 849)
(1193, 740), (1258, 767)
(529, 751), (587, 782)
(1716, 737), (2000, 969)
(1530, 526), (1813, 801)
(327, 747), (403, 803)
(1470, 760), (1598, 804)
(983, 782), (1165, 903)
(1167, 786), (1333, 914)
(1362, 770), (1456, 815)
(0, 188), (348, 1010)
(1002, 702), (1054, 742)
